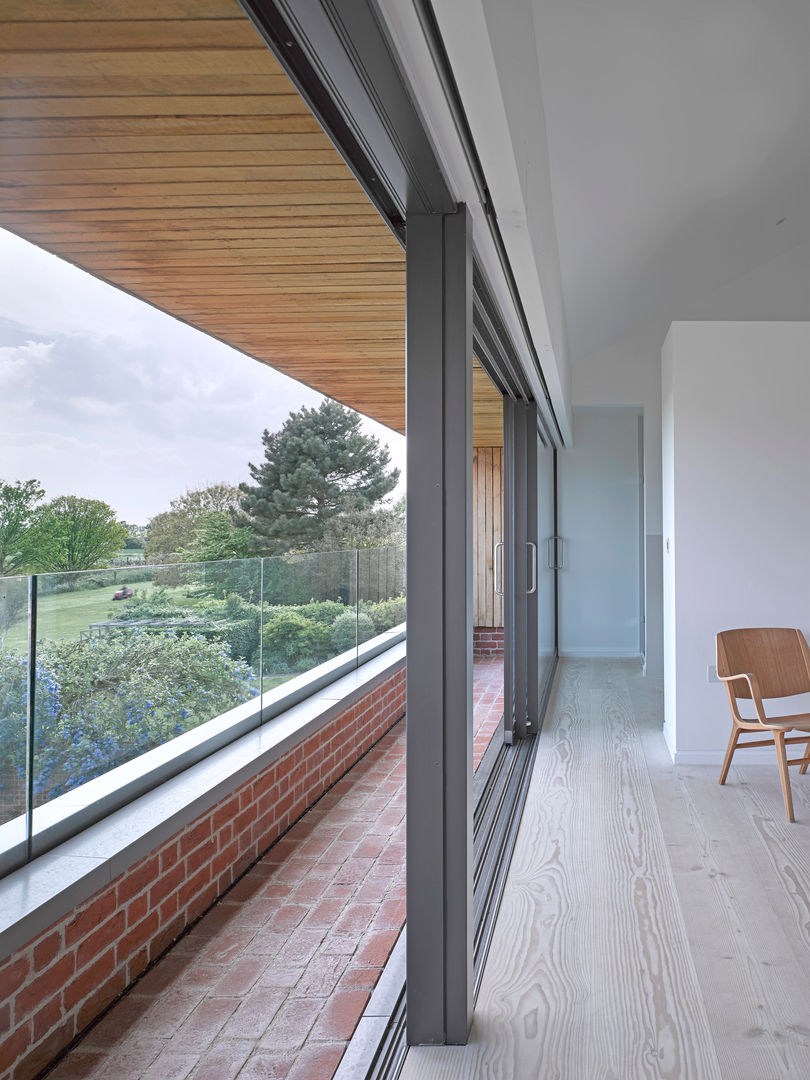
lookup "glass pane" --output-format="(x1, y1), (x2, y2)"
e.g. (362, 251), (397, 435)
(0, 575), (29, 829)
(31, 560), (261, 813)
(261, 549), (357, 695)
(357, 546), (406, 659)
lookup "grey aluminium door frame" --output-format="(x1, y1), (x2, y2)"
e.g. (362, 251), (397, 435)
(503, 397), (540, 742)
(405, 205), (474, 1047)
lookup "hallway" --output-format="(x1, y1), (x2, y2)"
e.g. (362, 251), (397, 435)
(403, 659), (810, 1080)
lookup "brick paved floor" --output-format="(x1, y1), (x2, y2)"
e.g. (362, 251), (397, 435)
(49, 658), (504, 1080)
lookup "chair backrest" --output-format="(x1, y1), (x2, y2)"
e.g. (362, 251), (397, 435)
(716, 627), (810, 699)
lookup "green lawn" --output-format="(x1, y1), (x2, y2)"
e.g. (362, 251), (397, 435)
(3, 581), (162, 653)
(263, 674), (293, 691)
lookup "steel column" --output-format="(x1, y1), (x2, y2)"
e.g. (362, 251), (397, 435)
(406, 205), (473, 1046)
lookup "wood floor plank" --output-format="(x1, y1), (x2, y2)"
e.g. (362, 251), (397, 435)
(588, 676), (720, 1079)
(402, 660), (721, 1080)
(641, 736), (810, 1077)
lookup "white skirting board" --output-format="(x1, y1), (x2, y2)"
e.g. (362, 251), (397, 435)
(558, 648), (642, 659)
(670, 748), (791, 766)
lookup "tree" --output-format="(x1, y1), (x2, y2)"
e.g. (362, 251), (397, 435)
(121, 522), (148, 548)
(145, 483), (241, 559)
(0, 478), (45, 575)
(319, 496), (405, 551)
(27, 496), (128, 573)
(239, 400), (399, 553)
(182, 511), (252, 563)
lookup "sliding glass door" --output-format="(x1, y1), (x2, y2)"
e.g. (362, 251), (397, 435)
(537, 438), (557, 704)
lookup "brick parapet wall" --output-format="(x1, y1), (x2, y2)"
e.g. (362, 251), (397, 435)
(473, 626), (505, 658)
(0, 667), (406, 1080)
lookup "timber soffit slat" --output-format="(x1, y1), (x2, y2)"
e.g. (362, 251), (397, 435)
(0, 0), (504, 446)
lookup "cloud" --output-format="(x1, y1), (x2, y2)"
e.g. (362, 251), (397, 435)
(0, 229), (405, 525)
(0, 339), (54, 391)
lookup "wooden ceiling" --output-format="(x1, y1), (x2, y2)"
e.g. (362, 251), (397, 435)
(0, 0), (503, 446)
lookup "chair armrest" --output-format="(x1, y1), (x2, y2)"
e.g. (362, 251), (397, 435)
(718, 670), (769, 724)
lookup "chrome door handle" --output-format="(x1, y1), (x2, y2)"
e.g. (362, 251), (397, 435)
(494, 542), (504, 595)
(527, 542), (537, 594)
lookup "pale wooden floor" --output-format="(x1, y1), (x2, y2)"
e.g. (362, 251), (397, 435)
(402, 659), (810, 1080)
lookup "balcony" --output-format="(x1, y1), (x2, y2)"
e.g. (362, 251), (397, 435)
(0, 548), (509, 1079)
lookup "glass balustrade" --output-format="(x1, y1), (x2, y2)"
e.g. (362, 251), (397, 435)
(0, 548), (405, 876)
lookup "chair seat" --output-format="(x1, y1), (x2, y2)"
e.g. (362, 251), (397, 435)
(736, 714), (810, 732)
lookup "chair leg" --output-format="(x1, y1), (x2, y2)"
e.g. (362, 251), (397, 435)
(800, 736), (810, 775)
(774, 730), (795, 822)
(719, 725), (741, 785)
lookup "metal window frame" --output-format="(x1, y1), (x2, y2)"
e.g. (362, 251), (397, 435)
(236, 0), (564, 1058)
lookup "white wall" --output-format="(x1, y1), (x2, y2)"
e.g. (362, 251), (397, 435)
(572, 236), (810, 679)
(663, 321), (810, 762)
(558, 407), (641, 658)
(571, 321), (665, 674)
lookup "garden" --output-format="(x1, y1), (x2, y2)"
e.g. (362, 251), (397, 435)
(0, 553), (405, 819)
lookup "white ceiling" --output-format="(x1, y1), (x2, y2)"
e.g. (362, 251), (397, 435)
(531, 0), (810, 360)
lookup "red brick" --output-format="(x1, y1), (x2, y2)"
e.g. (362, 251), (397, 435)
(15, 953), (75, 1023)
(17, 1017), (76, 1080)
(0, 1018), (32, 1076)
(354, 929), (399, 968)
(171, 996), (238, 1049)
(339, 966), (379, 990)
(186, 834), (218, 873)
(287, 1042), (346, 1080)
(32, 931), (61, 973)
(65, 891), (117, 946)
(159, 891), (180, 923)
(149, 861), (185, 907)
(159, 841), (180, 873)
(116, 911), (159, 966)
(177, 865), (213, 911)
(179, 819), (212, 857)
(32, 991), (63, 1042)
(373, 897), (407, 929)
(64, 947), (116, 1013)
(187, 1041), (253, 1080)
(1, 953), (31, 998)
(309, 989), (369, 1041)
(127, 892), (150, 929)
(117, 855), (158, 905)
(148, 913), (186, 964)
(76, 970), (125, 1032)
(77, 910), (125, 970)
(266, 904), (308, 933)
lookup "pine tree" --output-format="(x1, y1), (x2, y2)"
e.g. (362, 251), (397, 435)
(238, 400), (399, 553)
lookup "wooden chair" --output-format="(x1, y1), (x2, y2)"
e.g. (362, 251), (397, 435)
(717, 628), (810, 821)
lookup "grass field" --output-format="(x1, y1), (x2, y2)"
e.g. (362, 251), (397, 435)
(3, 581), (164, 653)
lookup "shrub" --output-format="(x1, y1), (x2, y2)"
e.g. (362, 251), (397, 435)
(0, 632), (256, 808)
(332, 611), (376, 654)
(262, 611), (332, 673)
(290, 599), (347, 627)
(360, 595), (406, 632)
(110, 589), (187, 621)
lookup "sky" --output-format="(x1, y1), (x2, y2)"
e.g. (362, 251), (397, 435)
(0, 228), (405, 526)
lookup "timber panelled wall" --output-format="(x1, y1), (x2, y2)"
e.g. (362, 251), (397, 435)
(0, 666), (405, 1080)
(472, 447), (503, 630)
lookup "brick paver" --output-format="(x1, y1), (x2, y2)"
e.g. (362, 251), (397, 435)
(49, 658), (504, 1080)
